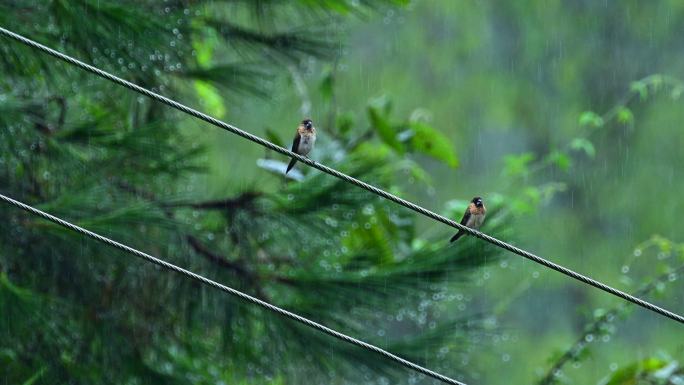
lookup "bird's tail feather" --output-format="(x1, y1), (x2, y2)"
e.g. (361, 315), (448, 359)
(450, 231), (465, 243)
(285, 158), (297, 174)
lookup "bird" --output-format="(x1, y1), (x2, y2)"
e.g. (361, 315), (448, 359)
(450, 196), (486, 242)
(286, 118), (317, 174)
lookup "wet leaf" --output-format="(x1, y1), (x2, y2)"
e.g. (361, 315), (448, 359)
(570, 138), (596, 158)
(606, 358), (667, 385)
(547, 150), (571, 171)
(191, 32), (215, 67)
(408, 121), (458, 167)
(616, 106), (634, 125)
(368, 104), (403, 153)
(630, 80), (649, 100)
(503, 152), (535, 177)
(193, 81), (225, 118)
(578, 111), (604, 128)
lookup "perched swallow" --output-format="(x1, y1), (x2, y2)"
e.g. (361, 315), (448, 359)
(286, 118), (317, 174)
(450, 196), (486, 242)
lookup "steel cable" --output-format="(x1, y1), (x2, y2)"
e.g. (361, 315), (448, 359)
(0, 26), (682, 325)
(0, 192), (466, 385)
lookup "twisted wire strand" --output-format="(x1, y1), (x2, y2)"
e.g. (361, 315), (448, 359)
(0, 26), (682, 325)
(0, 192), (466, 385)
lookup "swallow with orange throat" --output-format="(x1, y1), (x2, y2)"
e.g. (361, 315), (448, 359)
(286, 118), (316, 174)
(450, 196), (486, 242)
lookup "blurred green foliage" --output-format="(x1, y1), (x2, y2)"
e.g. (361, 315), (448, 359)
(0, 1), (499, 384)
(1, 1), (684, 385)
(604, 356), (683, 385)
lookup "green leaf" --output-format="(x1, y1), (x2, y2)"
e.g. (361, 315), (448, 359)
(616, 106), (634, 125)
(409, 108), (432, 123)
(408, 121), (458, 167)
(606, 358), (668, 385)
(193, 81), (225, 118)
(570, 138), (596, 158)
(630, 80), (649, 100)
(547, 150), (571, 171)
(524, 186), (542, 203)
(539, 182), (567, 202)
(509, 190), (538, 215)
(648, 74), (664, 91)
(368, 102), (403, 153)
(191, 28), (216, 67)
(503, 152), (535, 177)
(401, 159), (432, 184)
(578, 111), (604, 128)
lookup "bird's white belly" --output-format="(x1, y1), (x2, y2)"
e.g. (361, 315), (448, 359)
(467, 214), (485, 229)
(298, 135), (315, 156)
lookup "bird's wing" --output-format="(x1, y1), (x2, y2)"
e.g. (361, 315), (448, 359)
(450, 206), (472, 243)
(285, 133), (301, 174)
(290, 132), (301, 154)
(459, 208), (471, 226)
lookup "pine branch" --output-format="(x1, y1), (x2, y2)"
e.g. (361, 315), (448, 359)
(165, 192), (262, 211)
(206, 19), (336, 61)
(186, 235), (253, 278)
(27, 95), (67, 135)
(114, 182), (278, 293)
